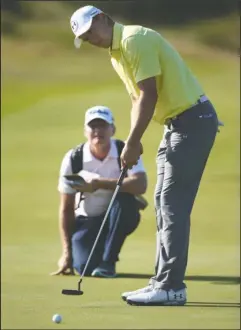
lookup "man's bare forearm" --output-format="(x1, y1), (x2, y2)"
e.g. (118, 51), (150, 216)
(128, 94), (157, 145)
(59, 208), (75, 254)
(96, 175), (147, 195)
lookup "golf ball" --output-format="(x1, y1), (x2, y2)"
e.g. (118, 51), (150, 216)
(52, 314), (62, 324)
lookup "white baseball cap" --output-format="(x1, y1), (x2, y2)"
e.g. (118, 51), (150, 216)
(70, 5), (103, 48)
(85, 106), (114, 125)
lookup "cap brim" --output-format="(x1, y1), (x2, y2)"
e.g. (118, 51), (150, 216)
(74, 38), (83, 49)
(73, 19), (92, 49)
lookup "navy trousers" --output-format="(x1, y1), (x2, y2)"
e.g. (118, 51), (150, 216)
(71, 193), (140, 275)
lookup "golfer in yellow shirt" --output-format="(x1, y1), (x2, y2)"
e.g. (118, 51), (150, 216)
(70, 5), (220, 306)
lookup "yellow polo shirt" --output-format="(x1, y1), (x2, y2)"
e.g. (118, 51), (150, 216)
(109, 23), (204, 125)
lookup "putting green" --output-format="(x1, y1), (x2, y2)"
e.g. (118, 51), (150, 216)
(1, 29), (239, 329)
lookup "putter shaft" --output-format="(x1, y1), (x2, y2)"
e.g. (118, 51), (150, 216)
(62, 167), (128, 296)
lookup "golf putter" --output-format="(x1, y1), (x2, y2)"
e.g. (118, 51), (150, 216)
(62, 166), (128, 296)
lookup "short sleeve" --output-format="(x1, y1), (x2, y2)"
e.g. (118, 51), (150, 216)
(122, 35), (161, 83)
(58, 149), (76, 194)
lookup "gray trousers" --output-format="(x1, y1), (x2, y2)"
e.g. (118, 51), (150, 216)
(150, 100), (218, 291)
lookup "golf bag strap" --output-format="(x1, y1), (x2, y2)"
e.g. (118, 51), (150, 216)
(115, 139), (125, 170)
(70, 143), (85, 209)
(70, 143), (85, 174)
(70, 139), (125, 174)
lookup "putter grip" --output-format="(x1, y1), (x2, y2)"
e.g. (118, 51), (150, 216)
(117, 167), (128, 186)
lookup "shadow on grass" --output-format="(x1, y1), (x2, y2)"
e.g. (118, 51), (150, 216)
(185, 275), (241, 285)
(117, 273), (241, 285)
(186, 302), (240, 308)
(80, 302), (240, 309)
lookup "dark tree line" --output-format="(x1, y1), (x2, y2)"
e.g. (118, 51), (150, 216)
(69, 0), (239, 25)
(1, 0), (239, 25)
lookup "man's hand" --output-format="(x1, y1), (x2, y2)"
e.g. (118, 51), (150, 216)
(50, 252), (74, 276)
(69, 179), (99, 193)
(120, 141), (143, 169)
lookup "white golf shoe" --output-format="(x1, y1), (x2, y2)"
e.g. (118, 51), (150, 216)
(121, 285), (153, 301)
(126, 288), (187, 306)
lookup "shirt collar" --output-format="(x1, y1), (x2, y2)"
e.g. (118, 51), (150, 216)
(83, 139), (118, 163)
(83, 142), (93, 162)
(109, 22), (124, 53)
(109, 139), (119, 158)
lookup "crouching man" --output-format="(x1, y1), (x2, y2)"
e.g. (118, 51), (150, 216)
(51, 106), (147, 278)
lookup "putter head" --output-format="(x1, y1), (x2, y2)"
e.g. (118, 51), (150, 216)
(62, 289), (84, 296)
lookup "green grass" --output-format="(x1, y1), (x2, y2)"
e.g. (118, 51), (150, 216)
(1, 22), (240, 329)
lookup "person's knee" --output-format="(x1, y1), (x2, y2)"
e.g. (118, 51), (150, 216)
(71, 232), (82, 257)
(71, 247), (94, 276)
(71, 235), (88, 275)
(114, 194), (141, 233)
(73, 262), (92, 276)
(114, 193), (139, 214)
(72, 258), (82, 275)
(71, 235), (101, 275)
(71, 236), (81, 274)
(124, 211), (140, 235)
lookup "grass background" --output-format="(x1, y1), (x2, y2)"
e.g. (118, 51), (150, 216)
(1, 4), (240, 329)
